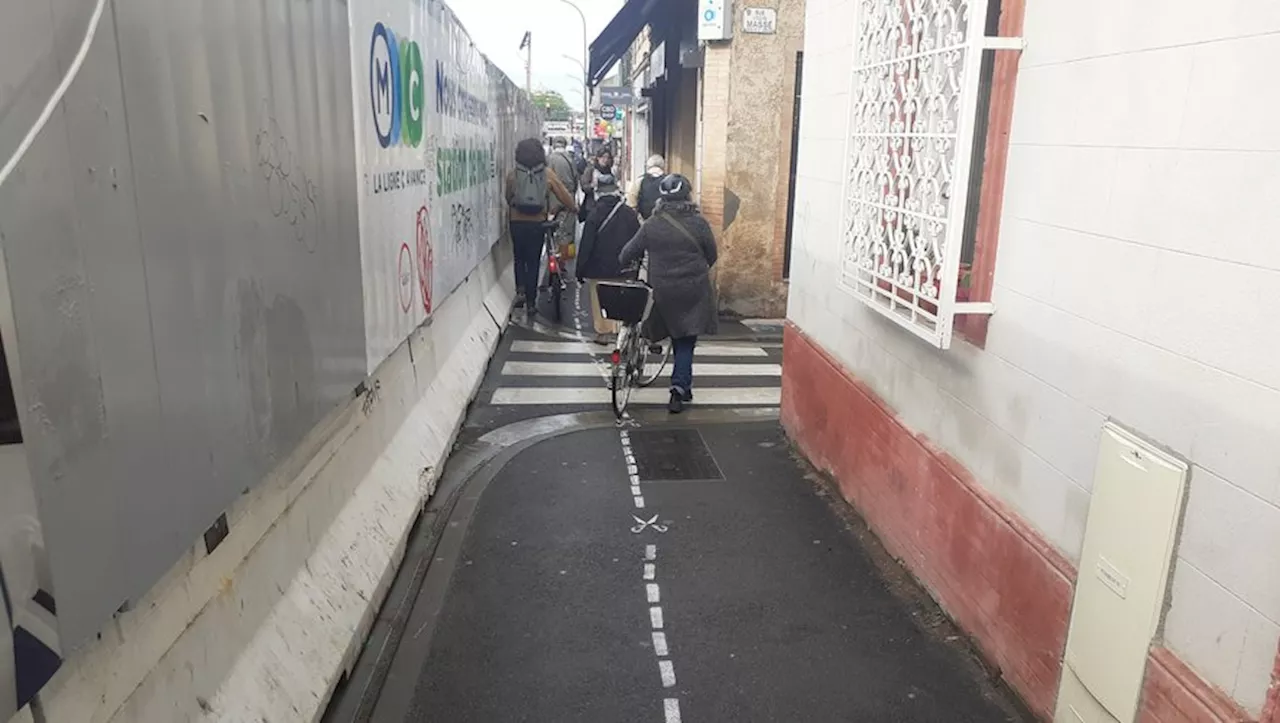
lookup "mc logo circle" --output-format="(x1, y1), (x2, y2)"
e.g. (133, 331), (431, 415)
(370, 22), (425, 149)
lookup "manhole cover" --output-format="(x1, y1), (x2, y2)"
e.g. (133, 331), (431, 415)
(629, 429), (724, 481)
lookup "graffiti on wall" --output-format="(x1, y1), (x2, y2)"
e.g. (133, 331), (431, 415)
(254, 107), (321, 253)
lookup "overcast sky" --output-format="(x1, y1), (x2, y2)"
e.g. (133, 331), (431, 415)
(449, 0), (626, 107)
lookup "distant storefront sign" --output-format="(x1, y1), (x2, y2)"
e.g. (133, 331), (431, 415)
(543, 121), (571, 136)
(743, 7), (777, 34)
(599, 86), (634, 107)
(600, 104), (616, 119)
(650, 41), (666, 79)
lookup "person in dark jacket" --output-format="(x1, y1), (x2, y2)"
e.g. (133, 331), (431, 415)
(619, 173), (718, 414)
(576, 173), (641, 344)
(627, 154), (666, 219)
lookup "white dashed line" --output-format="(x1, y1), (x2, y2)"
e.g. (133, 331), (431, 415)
(622, 431), (685, 719)
(659, 660), (677, 688)
(652, 631), (669, 656)
(650, 606), (664, 629)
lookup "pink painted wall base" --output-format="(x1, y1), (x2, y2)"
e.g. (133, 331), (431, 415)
(780, 323), (1255, 722)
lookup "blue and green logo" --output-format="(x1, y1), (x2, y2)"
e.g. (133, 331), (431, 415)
(370, 22), (425, 149)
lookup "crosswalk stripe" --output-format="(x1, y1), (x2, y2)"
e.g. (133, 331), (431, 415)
(501, 361), (781, 377)
(510, 340), (769, 357)
(490, 387), (782, 406)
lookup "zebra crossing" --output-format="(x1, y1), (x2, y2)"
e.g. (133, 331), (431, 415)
(488, 338), (782, 408)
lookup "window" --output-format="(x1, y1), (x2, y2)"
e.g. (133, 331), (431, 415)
(837, 0), (1023, 349)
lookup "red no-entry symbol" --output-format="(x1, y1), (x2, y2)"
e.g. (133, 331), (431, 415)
(416, 205), (433, 314)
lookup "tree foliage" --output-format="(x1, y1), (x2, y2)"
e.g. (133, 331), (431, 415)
(532, 90), (571, 121)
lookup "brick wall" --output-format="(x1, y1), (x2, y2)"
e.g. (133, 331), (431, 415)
(698, 44), (731, 236)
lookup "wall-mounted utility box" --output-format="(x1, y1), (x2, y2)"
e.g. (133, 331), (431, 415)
(1056, 423), (1188, 722)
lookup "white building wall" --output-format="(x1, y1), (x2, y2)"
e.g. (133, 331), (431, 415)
(789, 0), (1280, 713)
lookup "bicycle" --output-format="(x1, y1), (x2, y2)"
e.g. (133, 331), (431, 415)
(539, 217), (566, 324)
(596, 261), (672, 418)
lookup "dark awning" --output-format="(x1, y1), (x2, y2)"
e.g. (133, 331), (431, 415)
(588, 0), (663, 87)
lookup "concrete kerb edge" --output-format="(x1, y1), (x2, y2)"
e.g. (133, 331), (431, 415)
(330, 299), (514, 723)
(336, 406), (781, 722)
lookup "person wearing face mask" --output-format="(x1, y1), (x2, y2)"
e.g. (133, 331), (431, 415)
(578, 147), (615, 221)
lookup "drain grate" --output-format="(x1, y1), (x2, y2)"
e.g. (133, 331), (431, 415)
(628, 429), (724, 481)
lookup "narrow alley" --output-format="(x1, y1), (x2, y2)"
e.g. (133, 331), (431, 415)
(7, 0), (1280, 719)
(322, 285), (1030, 723)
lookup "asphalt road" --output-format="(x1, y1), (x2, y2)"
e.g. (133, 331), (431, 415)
(326, 277), (1031, 723)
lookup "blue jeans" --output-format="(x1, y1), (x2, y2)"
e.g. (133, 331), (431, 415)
(670, 336), (697, 398)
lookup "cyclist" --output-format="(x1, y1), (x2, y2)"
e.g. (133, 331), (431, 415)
(618, 174), (717, 414)
(506, 139), (577, 317)
(545, 138), (579, 257)
(576, 173), (641, 344)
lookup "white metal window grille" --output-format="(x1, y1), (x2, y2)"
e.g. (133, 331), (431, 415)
(838, 0), (1020, 348)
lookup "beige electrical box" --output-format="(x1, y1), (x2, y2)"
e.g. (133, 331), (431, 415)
(1055, 423), (1189, 723)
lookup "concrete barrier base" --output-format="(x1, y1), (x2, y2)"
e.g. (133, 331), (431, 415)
(14, 250), (514, 723)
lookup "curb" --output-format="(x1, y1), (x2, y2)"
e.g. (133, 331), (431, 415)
(322, 406), (780, 722)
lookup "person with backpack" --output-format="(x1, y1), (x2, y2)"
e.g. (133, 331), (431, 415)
(506, 138), (577, 317)
(618, 174), (718, 414)
(545, 138), (580, 258)
(627, 154), (666, 220)
(575, 173), (641, 344)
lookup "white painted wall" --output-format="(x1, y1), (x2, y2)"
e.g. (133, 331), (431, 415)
(789, 0), (1280, 714)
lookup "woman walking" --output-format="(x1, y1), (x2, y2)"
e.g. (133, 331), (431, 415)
(575, 173), (641, 344)
(578, 147), (615, 220)
(618, 174), (718, 414)
(506, 138), (576, 317)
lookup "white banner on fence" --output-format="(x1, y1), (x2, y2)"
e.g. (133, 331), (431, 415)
(350, 0), (509, 372)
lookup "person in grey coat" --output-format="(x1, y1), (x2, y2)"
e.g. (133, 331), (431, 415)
(619, 173), (718, 414)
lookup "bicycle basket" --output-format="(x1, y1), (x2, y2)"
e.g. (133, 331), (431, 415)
(596, 281), (652, 325)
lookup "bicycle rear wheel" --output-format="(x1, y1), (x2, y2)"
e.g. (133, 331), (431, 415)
(636, 338), (670, 388)
(549, 272), (563, 323)
(610, 327), (638, 418)
(610, 364), (632, 419)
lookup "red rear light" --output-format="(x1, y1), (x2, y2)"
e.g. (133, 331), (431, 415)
(610, 350), (621, 365)
(549, 257), (559, 273)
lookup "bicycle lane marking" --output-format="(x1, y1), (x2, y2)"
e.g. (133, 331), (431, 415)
(620, 430), (683, 722)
